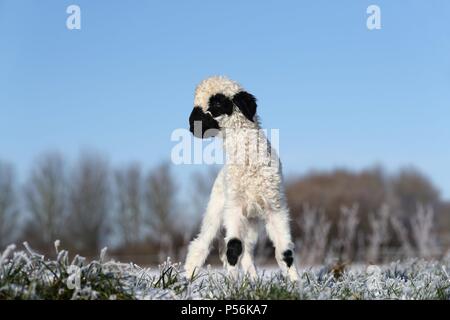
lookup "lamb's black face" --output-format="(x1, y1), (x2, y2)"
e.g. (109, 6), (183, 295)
(189, 91), (257, 139)
(189, 106), (220, 138)
(189, 93), (233, 139)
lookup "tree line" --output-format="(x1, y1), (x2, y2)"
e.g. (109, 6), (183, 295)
(1, 152), (449, 265)
(0, 152), (209, 264)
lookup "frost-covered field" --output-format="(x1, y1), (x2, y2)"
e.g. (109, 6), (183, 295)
(1, 243), (450, 300)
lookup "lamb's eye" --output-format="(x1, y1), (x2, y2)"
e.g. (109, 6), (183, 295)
(208, 93), (233, 117)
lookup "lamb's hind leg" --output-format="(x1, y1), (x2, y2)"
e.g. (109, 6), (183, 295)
(184, 171), (224, 279)
(265, 209), (299, 281)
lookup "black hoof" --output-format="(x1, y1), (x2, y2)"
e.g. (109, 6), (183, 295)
(283, 250), (294, 267)
(226, 238), (242, 266)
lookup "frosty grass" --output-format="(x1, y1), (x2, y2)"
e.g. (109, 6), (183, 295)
(1, 242), (450, 300)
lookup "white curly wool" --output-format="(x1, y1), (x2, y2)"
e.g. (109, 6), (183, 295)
(185, 76), (298, 281)
(194, 76), (242, 112)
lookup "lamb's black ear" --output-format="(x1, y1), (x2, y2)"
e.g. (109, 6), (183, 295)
(232, 91), (257, 122)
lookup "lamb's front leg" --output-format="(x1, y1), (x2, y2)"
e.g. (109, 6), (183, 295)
(223, 202), (245, 279)
(184, 171), (224, 279)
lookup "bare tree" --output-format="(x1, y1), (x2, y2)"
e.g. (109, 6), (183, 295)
(391, 167), (440, 215)
(336, 204), (359, 262)
(0, 161), (19, 248)
(144, 162), (179, 261)
(67, 152), (110, 253)
(390, 214), (414, 258)
(24, 153), (66, 247)
(411, 204), (438, 258)
(296, 205), (331, 265)
(366, 204), (390, 263)
(114, 163), (143, 245)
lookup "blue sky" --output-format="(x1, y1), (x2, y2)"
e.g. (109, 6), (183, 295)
(0, 1), (449, 199)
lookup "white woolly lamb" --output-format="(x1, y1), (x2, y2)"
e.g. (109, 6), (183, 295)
(185, 76), (298, 281)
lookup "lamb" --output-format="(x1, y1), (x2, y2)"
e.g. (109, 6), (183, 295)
(184, 76), (298, 281)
